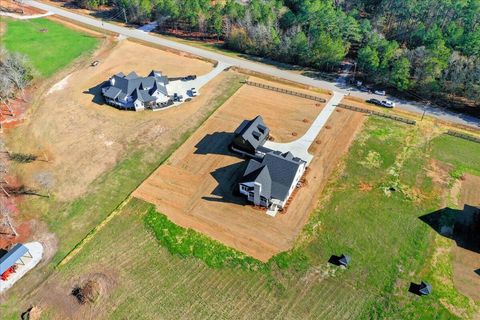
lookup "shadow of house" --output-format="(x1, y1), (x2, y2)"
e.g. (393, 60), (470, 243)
(419, 205), (480, 254)
(84, 81), (108, 106)
(328, 255), (343, 266)
(202, 161), (248, 206)
(194, 132), (236, 156)
(409, 281), (432, 296)
(475, 269), (480, 276)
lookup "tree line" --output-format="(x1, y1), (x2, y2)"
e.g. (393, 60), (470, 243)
(74, 0), (479, 106)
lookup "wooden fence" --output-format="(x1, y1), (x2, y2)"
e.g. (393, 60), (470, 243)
(446, 130), (480, 144)
(337, 104), (417, 125)
(244, 81), (326, 103)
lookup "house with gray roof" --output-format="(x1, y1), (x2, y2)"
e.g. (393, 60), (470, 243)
(238, 150), (306, 210)
(101, 70), (170, 111)
(231, 115), (270, 156)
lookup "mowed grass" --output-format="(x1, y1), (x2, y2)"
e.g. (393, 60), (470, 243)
(2, 18), (99, 77)
(9, 116), (478, 319)
(430, 134), (480, 178)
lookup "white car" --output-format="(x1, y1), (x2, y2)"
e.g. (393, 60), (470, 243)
(374, 90), (386, 96)
(381, 100), (395, 108)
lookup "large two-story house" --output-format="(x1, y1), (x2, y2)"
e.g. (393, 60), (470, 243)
(238, 151), (306, 211)
(231, 116), (307, 212)
(101, 71), (170, 111)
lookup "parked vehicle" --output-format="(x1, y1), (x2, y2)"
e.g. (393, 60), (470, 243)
(374, 90), (386, 96)
(173, 93), (183, 102)
(380, 100), (395, 108)
(91, 60), (99, 67)
(190, 88), (197, 96)
(366, 98), (382, 106)
(182, 75), (197, 81)
(359, 86), (371, 93)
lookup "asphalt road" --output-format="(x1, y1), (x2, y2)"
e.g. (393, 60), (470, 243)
(24, 0), (480, 128)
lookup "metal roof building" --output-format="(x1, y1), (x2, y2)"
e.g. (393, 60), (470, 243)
(0, 243), (30, 275)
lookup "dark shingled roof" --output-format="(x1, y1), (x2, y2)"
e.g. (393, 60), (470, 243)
(234, 115), (270, 151)
(240, 151), (305, 201)
(105, 70), (169, 103)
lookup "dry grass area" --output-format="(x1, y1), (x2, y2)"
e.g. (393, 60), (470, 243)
(452, 174), (480, 302)
(8, 39), (216, 200)
(134, 86), (365, 261)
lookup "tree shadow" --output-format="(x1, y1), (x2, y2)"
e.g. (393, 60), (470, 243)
(83, 81), (108, 105)
(419, 205), (480, 254)
(194, 132), (237, 157)
(202, 161), (248, 206)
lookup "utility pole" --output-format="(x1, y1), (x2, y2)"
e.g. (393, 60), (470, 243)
(352, 62), (357, 82)
(122, 8), (128, 24)
(421, 102), (428, 121)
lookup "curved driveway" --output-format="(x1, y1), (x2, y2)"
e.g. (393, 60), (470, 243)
(24, 0), (480, 129)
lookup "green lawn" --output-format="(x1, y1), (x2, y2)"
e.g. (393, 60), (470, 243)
(430, 134), (480, 178)
(4, 116), (477, 319)
(2, 18), (99, 77)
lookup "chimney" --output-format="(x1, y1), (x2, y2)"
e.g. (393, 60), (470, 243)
(253, 182), (261, 206)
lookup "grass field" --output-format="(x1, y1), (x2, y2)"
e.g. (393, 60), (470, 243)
(2, 18), (99, 77)
(5, 117), (478, 319)
(430, 134), (480, 178)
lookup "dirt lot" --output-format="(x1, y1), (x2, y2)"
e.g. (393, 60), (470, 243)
(8, 39), (218, 201)
(452, 174), (480, 302)
(134, 85), (365, 261)
(0, 0), (45, 15)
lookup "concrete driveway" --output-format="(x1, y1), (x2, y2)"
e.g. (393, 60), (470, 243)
(162, 62), (230, 110)
(264, 92), (344, 164)
(22, 0), (480, 129)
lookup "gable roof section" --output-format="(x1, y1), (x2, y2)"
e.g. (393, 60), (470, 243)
(240, 151), (305, 201)
(103, 86), (122, 100)
(107, 70), (169, 102)
(262, 151), (304, 201)
(234, 115), (270, 150)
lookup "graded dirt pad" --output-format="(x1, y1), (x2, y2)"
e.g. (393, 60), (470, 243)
(220, 77), (326, 143)
(10, 39), (217, 200)
(134, 87), (365, 261)
(452, 174), (480, 301)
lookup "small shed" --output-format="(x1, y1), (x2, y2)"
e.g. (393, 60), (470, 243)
(339, 254), (351, 267)
(419, 281), (432, 295)
(0, 244), (31, 277)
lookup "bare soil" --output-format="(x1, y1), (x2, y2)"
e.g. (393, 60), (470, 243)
(133, 86), (365, 261)
(32, 271), (117, 319)
(8, 39), (216, 200)
(219, 76), (327, 143)
(0, 0), (45, 15)
(452, 174), (480, 302)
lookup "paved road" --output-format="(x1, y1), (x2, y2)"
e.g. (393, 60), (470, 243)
(264, 92), (344, 164)
(24, 0), (480, 128)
